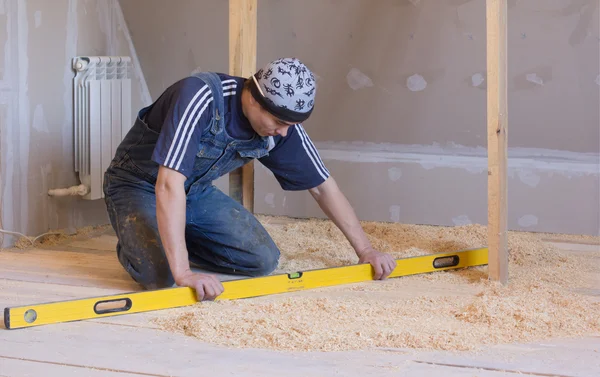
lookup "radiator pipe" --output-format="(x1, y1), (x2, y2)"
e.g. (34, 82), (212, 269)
(47, 184), (89, 197)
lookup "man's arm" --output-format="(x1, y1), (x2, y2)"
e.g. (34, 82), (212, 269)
(308, 176), (397, 279)
(149, 77), (225, 300)
(257, 124), (395, 278)
(155, 166), (223, 300)
(155, 166), (189, 281)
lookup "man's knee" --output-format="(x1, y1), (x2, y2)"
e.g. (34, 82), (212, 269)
(244, 243), (280, 277)
(116, 240), (175, 290)
(215, 211), (280, 276)
(135, 266), (175, 290)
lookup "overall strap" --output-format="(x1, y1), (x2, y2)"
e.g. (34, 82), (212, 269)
(191, 72), (225, 135)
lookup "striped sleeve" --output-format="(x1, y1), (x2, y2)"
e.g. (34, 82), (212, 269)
(151, 77), (218, 177)
(258, 124), (330, 191)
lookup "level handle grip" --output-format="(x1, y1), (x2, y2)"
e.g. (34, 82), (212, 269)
(432, 255), (460, 269)
(93, 298), (132, 315)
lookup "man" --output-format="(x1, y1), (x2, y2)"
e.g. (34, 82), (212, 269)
(103, 57), (396, 301)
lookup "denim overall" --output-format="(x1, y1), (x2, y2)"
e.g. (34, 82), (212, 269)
(103, 72), (280, 289)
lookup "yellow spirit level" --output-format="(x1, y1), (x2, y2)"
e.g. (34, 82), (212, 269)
(4, 247), (488, 329)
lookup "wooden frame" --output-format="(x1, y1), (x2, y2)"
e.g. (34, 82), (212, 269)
(486, 0), (509, 283)
(229, 0), (257, 212)
(228, 0), (509, 283)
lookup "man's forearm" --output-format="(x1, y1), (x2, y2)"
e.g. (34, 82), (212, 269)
(309, 177), (372, 258)
(310, 177), (397, 279)
(156, 180), (190, 284)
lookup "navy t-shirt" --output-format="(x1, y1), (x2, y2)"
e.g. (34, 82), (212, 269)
(143, 73), (330, 191)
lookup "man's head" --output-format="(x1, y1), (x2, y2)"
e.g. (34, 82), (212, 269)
(242, 58), (317, 137)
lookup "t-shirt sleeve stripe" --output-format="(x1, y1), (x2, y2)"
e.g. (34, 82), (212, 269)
(297, 124), (330, 178)
(173, 96), (214, 170)
(163, 85), (212, 169)
(258, 125), (329, 190)
(295, 125), (330, 180)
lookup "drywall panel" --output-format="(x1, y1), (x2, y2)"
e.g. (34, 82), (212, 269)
(255, 143), (600, 236)
(257, 0), (599, 153)
(118, 0), (228, 99)
(117, 0), (599, 152)
(0, 0), (149, 247)
(117, 0), (598, 235)
(0, 5), (6, 84)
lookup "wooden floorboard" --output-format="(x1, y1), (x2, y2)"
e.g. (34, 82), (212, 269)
(0, 356), (162, 377)
(0, 246), (139, 290)
(0, 226), (598, 377)
(3, 320), (580, 377)
(1, 320), (597, 377)
(413, 336), (600, 377)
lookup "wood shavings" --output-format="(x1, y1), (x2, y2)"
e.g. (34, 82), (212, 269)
(153, 216), (600, 352)
(7, 225), (112, 249)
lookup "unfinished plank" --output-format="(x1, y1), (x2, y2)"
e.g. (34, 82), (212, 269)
(68, 234), (118, 251)
(0, 279), (136, 307)
(0, 356), (153, 377)
(1, 225), (598, 377)
(486, 0), (509, 283)
(1, 320), (597, 377)
(228, 0), (257, 211)
(413, 360), (578, 377)
(0, 320), (549, 377)
(0, 248), (138, 290)
(414, 337), (600, 377)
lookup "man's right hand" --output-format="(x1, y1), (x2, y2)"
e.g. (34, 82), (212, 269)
(176, 270), (224, 301)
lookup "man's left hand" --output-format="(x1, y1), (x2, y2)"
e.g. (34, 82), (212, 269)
(358, 248), (397, 280)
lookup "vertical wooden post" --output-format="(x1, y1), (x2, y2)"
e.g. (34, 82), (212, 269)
(229, 0), (257, 211)
(486, 0), (509, 283)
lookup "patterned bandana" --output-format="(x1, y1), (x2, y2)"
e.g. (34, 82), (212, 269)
(249, 58), (317, 123)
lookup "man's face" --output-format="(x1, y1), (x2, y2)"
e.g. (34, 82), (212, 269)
(244, 92), (295, 137)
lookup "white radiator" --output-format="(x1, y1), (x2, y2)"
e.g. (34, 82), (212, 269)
(72, 56), (132, 200)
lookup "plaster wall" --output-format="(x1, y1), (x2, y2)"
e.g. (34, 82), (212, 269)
(0, 0), (150, 246)
(120, 0), (599, 235)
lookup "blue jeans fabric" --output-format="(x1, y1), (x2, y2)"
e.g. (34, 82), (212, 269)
(103, 72), (280, 289)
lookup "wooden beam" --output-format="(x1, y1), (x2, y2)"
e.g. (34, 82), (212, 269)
(486, 0), (509, 283)
(229, 0), (257, 211)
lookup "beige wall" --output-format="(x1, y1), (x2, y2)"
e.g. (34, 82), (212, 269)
(119, 0), (228, 100)
(122, 0), (599, 152)
(119, 0), (599, 235)
(0, 0), (594, 245)
(257, 0), (599, 152)
(0, 0), (149, 246)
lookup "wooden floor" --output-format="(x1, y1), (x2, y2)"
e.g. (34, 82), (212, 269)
(1, 225), (599, 377)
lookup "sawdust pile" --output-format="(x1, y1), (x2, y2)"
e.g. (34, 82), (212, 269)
(153, 216), (600, 352)
(9, 225), (111, 249)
